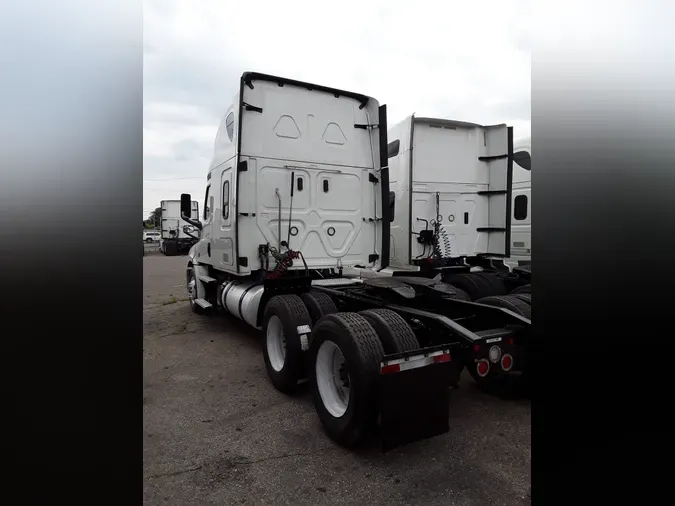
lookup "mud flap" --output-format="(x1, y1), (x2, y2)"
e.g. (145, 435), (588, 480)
(377, 348), (453, 452)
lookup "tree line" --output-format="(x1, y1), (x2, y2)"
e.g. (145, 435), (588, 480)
(143, 207), (161, 229)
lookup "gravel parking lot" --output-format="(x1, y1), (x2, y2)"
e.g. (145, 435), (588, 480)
(143, 253), (531, 505)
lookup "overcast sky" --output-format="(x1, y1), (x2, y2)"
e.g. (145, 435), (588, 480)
(143, 0), (531, 219)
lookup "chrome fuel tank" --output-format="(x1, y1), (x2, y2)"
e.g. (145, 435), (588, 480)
(220, 280), (265, 329)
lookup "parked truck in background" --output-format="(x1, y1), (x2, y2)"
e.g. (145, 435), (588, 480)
(160, 199), (200, 256)
(381, 118), (531, 276)
(177, 72), (531, 451)
(348, 116), (532, 306)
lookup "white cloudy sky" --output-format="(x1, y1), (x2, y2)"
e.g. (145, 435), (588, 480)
(143, 0), (531, 219)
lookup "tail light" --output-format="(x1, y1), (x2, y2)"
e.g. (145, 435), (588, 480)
(501, 354), (514, 372)
(476, 359), (490, 378)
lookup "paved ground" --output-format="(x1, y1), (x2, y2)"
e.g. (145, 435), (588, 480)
(143, 254), (531, 506)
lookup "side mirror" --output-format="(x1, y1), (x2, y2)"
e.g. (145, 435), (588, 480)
(389, 191), (396, 222)
(180, 193), (192, 218)
(180, 193), (203, 230)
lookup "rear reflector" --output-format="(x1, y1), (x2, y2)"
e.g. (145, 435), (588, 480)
(506, 337), (514, 346)
(476, 359), (490, 378)
(381, 363), (401, 375)
(380, 350), (451, 375)
(501, 353), (514, 372)
(433, 353), (451, 364)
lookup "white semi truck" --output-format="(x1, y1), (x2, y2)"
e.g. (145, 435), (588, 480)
(348, 116), (533, 302)
(386, 119), (532, 274)
(178, 72), (531, 450)
(159, 199), (200, 256)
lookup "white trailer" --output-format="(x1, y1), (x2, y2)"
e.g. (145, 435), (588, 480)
(159, 199), (200, 256)
(178, 73), (531, 451)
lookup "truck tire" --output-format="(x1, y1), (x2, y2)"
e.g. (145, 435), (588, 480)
(262, 295), (312, 394)
(309, 313), (384, 448)
(446, 273), (493, 301)
(446, 286), (471, 301)
(473, 273), (507, 296)
(475, 295), (531, 320)
(300, 291), (338, 326)
(186, 268), (205, 315)
(511, 284), (531, 295)
(512, 293), (531, 306)
(358, 309), (419, 354)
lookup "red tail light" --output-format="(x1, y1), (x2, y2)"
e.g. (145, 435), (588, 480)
(476, 359), (490, 378)
(501, 354), (513, 372)
(506, 337), (514, 346)
(473, 344), (481, 353)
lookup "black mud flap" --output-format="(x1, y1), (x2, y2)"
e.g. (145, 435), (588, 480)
(378, 350), (453, 452)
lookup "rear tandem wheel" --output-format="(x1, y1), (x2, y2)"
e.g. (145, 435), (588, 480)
(262, 295), (313, 394)
(309, 313), (384, 448)
(357, 309), (420, 354)
(475, 294), (531, 320)
(300, 291), (338, 325)
(510, 284), (531, 295)
(446, 273), (500, 301)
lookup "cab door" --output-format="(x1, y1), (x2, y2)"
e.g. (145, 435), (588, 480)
(195, 182), (214, 262)
(212, 166), (236, 271)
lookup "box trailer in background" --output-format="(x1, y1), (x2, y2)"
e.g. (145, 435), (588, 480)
(160, 200), (200, 256)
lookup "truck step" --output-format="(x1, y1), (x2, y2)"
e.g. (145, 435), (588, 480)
(198, 275), (217, 283)
(194, 298), (213, 309)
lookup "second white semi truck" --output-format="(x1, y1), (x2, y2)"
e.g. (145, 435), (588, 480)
(382, 118), (531, 275)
